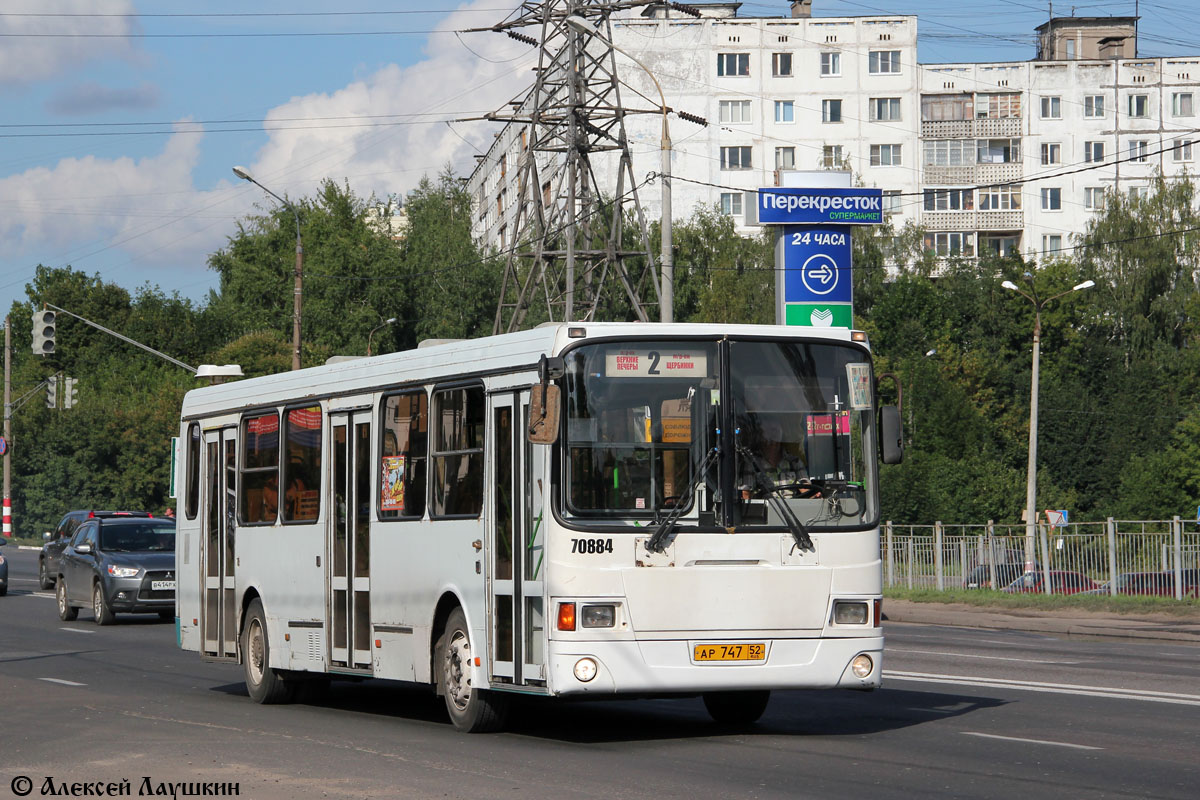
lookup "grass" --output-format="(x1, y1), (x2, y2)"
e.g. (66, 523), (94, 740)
(885, 586), (1200, 617)
(3, 535), (43, 548)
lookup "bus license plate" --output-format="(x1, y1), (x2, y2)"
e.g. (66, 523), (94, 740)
(152, 580), (176, 591)
(693, 643), (765, 662)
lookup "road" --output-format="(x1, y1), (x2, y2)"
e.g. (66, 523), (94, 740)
(1, 545), (1198, 799)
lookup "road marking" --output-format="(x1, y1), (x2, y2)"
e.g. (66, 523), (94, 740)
(39, 678), (86, 687)
(888, 647), (1080, 665)
(886, 670), (1200, 707)
(59, 627), (95, 634)
(962, 732), (1101, 751)
(33, 592), (56, 599)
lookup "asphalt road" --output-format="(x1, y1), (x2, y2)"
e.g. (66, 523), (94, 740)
(2, 545), (1198, 800)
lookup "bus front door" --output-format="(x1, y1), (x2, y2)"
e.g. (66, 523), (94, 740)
(201, 428), (237, 660)
(488, 390), (546, 689)
(328, 411), (373, 671)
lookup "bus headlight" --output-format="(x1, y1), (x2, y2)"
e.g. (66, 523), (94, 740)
(573, 658), (598, 682)
(851, 654), (873, 678)
(581, 604), (615, 628)
(833, 601), (869, 625)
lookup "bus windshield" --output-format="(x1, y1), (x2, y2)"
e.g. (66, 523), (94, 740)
(561, 338), (878, 530)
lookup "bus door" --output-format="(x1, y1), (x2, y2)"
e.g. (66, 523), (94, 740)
(201, 428), (238, 660)
(488, 390), (546, 688)
(328, 410), (373, 670)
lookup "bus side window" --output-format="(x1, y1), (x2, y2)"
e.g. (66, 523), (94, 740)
(431, 386), (483, 518)
(380, 390), (428, 519)
(240, 412), (279, 524)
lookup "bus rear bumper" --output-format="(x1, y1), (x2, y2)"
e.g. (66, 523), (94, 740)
(546, 635), (883, 696)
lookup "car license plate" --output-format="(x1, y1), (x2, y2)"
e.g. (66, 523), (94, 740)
(693, 643), (766, 662)
(151, 580), (176, 591)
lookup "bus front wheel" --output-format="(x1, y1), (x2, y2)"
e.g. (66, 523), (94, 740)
(242, 598), (296, 705)
(702, 690), (771, 725)
(436, 607), (509, 733)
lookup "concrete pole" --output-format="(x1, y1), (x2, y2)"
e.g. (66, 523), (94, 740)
(1023, 308), (1042, 573)
(3, 317), (10, 538)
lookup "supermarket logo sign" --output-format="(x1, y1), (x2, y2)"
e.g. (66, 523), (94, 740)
(758, 188), (884, 225)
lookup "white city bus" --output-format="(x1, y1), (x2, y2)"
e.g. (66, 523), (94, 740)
(175, 322), (902, 732)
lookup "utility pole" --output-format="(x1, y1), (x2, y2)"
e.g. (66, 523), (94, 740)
(3, 317), (11, 538)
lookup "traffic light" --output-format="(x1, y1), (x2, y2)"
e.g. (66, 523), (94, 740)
(46, 375), (57, 409)
(31, 310), (56, 356)
(64, 377), (78, 409)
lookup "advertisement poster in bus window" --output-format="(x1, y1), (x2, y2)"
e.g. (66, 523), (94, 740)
(381, 455), (406, 512)
(847, 364), (872, 409)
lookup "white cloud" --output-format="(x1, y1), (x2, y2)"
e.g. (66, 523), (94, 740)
(0, 1), (140, 87)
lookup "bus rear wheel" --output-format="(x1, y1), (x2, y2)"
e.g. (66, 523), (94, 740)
(436, 607), (509, 733)
(242, 598), (296, 704)
(702, 690), (771, 725)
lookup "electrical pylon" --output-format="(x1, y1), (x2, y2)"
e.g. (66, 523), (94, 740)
(480, 1), (662, 333)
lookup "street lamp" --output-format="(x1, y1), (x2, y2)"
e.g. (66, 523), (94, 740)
(233, 166), (304, 371)
(1001, 277), (1094, 583)
(367, 317), (397, 357)
(564, 15), (674, 323)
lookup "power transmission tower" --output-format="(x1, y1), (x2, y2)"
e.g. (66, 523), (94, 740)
(480, 0), (662, 333)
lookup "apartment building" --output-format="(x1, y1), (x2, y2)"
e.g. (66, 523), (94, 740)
(467, 2), (1200, 263)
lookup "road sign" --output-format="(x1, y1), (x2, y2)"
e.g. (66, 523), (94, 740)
(756, 187), (884, 226)
(1044, 509), (1069, 528)
(0, 436), (7, 456)
(781, 226), (852, 304)
(784, 304), (854, 328)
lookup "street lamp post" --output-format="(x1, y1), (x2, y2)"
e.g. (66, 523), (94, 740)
(564, 16), (673, 323)
(367, 317), (397, 357)
(233, 166), (304, 371)
(1001, 278), (1094, 584)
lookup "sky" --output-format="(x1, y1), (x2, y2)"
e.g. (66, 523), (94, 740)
(0, 1), (1182, 316)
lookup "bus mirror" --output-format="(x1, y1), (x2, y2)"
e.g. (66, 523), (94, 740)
(879, 405), (903, 464)
(529, 384), (561, 444)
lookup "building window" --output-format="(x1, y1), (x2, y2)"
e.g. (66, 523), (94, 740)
(1173, 139), (1194, 162)
(977, 138), (1020, 164)
(431, 386), (485, 517)
(1040, 96), (1062, 119)
(822, 99), (842, 123)
(240, 413), (279, 525)
(1128, 140), (1149, 162)
(924, 232), (974, 257)
(821, 52), (841, 76)
(976, 93), (1021, 119)
(921, 94), (973, 121)
(1041, 143), (1061, 165)
(1128, 94), (1149, 118)
(775, 146), (795, 170)
(720, 146), (752, 170)
(1042, 234), (1063, 255)
(774, 100), (795, 123)
(1084, 141), (1105, 163)
(1128, 185), (1150, 201)
(772, 52), (793, 77)
(978, 185), (1021, 210)
(870, 144), (902, 166)
(1084, 95), (1105, 118)
(923, 139), (975, 166)
(282, 406), (321, 522)
(883, 190), (902, 214)
(869, 50), (901, 74)
(720, 192), (743, 216)
(719, 100), (752, 124)
(982, 235), (1021, 256)
(380, 391), (428, 519)
(1173, 92), (1194, 117)
(870, 97), (902, 121)
(717, 53), (750, 77)
(923, 188), (973, 211)
(1084, 187), (1106, 211)
(1041, 187), (1062, 211)
(821, 145), (844, 168)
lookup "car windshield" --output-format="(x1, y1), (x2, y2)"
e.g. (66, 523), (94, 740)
(100, 522), (176, 552)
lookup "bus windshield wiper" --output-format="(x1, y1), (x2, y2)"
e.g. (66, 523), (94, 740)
(736, 444), (814, 552)
(644, 446), (718, 554)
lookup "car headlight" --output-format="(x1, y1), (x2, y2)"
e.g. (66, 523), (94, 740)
(107, 565), (139, 578)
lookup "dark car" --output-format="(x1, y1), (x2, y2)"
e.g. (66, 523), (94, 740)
(963, 563), (1028, 590)
(1002, 570), (1100, 595)
(40, 510), (152, 589)
(0, 537), (8, 596)
(55, 516), (176, 624)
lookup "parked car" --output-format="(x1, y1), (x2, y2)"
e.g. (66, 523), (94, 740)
(0, 537), (8, 596)
(40, 510), (152, 589)
(55, 516), (176, 625)
(1002, 570), (1100, 595)
(1182, 569), (1200, 598)
(963, 563), (1028, 590)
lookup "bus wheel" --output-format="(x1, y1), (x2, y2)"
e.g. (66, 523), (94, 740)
(437, 607), (509, 733)
(242, 598), (296, 704)
(702, 690), (771, 725)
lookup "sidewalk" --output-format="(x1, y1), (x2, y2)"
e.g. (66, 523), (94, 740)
(883, 599), (1200, 643)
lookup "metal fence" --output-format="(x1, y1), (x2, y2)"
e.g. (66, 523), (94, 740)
(883, 518), (1200, 599)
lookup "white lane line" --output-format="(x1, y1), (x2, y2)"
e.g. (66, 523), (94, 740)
(962, 732), (1102, 751)
(39, 678), (86, 687)
(886, 670), (1200, 707)
(59, 627), (95, 634)
(888, 647), (1080, 665)
(32, 592), (56, 599)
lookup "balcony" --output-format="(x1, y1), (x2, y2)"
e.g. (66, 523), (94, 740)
(919, 209), (1024, 231)
(921, 117), (1023, 139)
(923, 162), (1023, 186)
